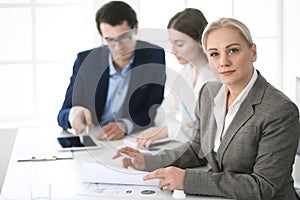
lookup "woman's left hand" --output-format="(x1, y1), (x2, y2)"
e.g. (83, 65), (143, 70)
(143, 166), (185, 191)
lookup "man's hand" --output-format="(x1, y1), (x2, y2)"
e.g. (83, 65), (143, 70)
(98, 122), (127, 140)
(136, 126), (168, 148)
(69, 106), (94, 134)
(112, 146), (145, 170)
(143, 167), (185, 191)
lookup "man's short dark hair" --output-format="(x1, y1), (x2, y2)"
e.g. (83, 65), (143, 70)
(95, 1), (138, 35)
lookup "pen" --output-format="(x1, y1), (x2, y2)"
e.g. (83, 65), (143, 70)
(85, 125), (89, 134)
(79, 125), (88, 145)
(119, 152), (131, 159)
(79, 125), (89, 145)
(181, 100), (194, 122)
(148, 147), (160, 151)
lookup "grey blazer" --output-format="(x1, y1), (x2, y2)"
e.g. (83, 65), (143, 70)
(144, 71), (300, 200)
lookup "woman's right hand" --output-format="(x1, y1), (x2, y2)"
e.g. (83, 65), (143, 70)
(136, 126), (168, 148)
(112, 146), (146, 170)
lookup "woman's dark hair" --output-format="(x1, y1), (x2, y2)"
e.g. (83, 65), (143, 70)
(168, 8), (208, 43)
(95, 1), (138, 35)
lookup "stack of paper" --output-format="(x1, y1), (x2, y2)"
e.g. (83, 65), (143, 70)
(82, 162), (160, 186)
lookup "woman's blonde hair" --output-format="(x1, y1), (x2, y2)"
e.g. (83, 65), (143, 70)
(202, 17), (253, 53)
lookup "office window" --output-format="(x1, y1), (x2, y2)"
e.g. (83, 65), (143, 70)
(186, 0), (233, 21)
(0, 0), (284, 127)
(0, 65), (34, 119)
(234, 0), (281, 89)
(0, 8), (32, 61)
(139, 0), (185, 29)
(0, 1), (93, 127)
(187, 0), (281, 89)
(35, 6), (87, 61)
(0, 0), (30, 3)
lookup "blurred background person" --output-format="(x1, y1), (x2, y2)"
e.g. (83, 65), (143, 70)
(136, 8), (215, 148)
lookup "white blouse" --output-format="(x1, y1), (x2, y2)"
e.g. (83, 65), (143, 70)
(213, 69), (258, 152)
(154, 63), (216, 141)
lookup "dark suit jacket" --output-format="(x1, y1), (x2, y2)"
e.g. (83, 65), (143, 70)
(57, 40), (166, 132)
(144, 71), (300, 200)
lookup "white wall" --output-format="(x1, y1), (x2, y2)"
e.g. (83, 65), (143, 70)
(283, 0), (300, 105)
(283, 0), (300, 185)
(293, 155), (300, 188)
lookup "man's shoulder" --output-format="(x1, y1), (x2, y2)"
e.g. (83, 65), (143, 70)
(77, 46), (108, 58)
(135, 41), (165, 64)
(74, 46), (109, 67)
(136, 40), (164, 52)
(73, 46), (109, 71)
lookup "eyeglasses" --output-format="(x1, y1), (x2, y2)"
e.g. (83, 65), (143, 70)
(102, 29), (135, 46)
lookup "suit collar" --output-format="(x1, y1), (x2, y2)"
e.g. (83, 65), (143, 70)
(216, 70), (267, 168)
(108, 52), (134, 76)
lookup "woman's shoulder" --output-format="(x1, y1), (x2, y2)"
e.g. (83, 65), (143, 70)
(200, 81), (222, 98)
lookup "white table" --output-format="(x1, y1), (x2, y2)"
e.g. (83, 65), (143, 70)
(1, 127), (228, 200)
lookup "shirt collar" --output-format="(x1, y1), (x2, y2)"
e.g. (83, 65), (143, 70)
(214, 68), (258, 108)
(232, 68), (258, 106)
(108, 53), (135, 76)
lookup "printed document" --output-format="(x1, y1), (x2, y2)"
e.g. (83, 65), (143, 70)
(82, 162), (160, 186)
(77, 183), (171, 198)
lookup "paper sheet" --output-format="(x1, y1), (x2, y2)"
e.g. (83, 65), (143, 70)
(77, 183), (171, 198)
(17, 139), (73, 161)
(82, 162), (160, 186)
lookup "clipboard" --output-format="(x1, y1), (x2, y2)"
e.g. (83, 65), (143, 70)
(17, 139), (73, 162)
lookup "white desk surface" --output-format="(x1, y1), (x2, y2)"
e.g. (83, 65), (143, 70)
(1, 127), (228, 200)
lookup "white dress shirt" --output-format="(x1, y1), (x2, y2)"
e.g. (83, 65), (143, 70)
(100, 53), (134, 133)
(213, 69), (258, 152)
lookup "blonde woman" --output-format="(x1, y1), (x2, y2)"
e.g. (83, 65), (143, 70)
(114, 17), (300, 199)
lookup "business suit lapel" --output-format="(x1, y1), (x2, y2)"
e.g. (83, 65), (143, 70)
(199, 82), (222, 171)
(202, 114), (218, 158)
(216, 72), (266, 169)
(94, 48), (110, 121)
(216, 99), (255, 168)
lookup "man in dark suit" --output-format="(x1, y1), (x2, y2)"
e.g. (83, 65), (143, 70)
(57, 1), (166, 140)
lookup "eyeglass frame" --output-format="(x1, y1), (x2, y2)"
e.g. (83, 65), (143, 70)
(102, 28), (136, 46)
